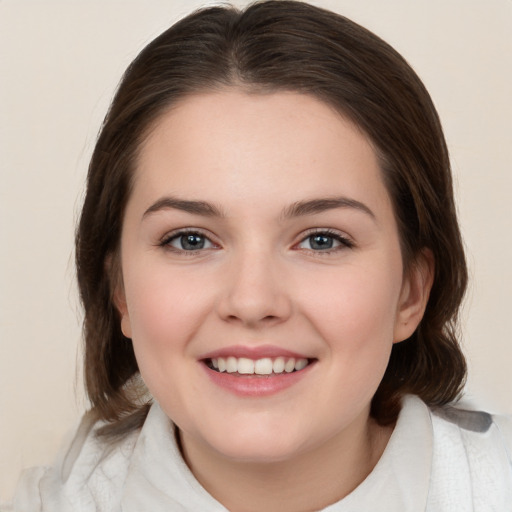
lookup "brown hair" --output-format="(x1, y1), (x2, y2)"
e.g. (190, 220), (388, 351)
(76, 0), (467, 436)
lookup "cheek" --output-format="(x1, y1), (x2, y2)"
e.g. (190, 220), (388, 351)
(271, 258), (404, 432)
(122, 267), (212, 375)
(122, 274), (209, 415)
(300, 258), (402, 356)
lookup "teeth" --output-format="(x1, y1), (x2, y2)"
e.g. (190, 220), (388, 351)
(254, 358), (273, 375)
(226, 356), (238, 373)
(238, 358), (254, 374)
(295, 358), (308, 371)
(272, 357), (285, 373)
(210, 356), (309, 375)
(284, 359), (296, 373)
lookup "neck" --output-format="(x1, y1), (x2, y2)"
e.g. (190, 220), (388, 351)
(179, 414), (393, 512)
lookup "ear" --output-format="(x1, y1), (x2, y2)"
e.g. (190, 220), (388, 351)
(394, 249), (434, 343)
(115, 287), (133, 340)
(106, 253), (133, 339)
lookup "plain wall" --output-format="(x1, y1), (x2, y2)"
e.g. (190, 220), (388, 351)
(1, 0), (511, 500)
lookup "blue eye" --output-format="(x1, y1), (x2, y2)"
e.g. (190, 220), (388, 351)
(308, 234), (335, 250)
(163, 231), (215, 251)
(298, 231), (352, 251)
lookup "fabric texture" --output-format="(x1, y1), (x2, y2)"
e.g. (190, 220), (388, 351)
(4, 395), (512, 512)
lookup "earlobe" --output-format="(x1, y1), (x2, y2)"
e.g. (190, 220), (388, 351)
(114, 286), (132, 339)
(394, 249), (434, 343)
(106, 253), (133, 339)
(120, 311), (133, 339)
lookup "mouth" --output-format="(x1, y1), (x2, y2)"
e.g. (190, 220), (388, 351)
(200, 349), (317, 396)
(204, 356), (315, 376)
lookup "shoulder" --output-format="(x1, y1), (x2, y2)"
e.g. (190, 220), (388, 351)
(431, 401), (512, 456)
(492, 411), (512, 458)
(427, 401), (512, 510)
(8, 411), (139, 512)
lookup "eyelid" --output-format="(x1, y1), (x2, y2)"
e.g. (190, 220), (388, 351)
(159, 227), (220, 252)
(157, 227), (353, 254)
(294, 228), (354, 251)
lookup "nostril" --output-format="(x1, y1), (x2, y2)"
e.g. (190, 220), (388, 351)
(216, 284), (293, 327)
(223, 314), (280, 326)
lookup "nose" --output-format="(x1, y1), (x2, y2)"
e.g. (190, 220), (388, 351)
(216, 247), (293, 328)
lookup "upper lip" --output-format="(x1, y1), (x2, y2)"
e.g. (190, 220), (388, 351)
(199, 345), (312, 360)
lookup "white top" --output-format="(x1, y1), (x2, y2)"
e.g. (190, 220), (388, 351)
(5, 395), (512, 511)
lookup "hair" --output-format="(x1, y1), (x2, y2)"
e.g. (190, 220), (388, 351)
(76, 0), (467, 437)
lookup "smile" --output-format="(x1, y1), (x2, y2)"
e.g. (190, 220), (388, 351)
(207, 356), (310, 375)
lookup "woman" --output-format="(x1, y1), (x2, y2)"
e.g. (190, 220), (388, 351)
(8, 1), (512, 510)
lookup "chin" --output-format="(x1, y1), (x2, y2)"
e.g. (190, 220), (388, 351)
(197, 417), (313, 464)
(213, 438), (307, 464)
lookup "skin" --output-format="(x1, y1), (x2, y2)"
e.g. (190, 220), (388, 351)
(116, 90), (432, 511)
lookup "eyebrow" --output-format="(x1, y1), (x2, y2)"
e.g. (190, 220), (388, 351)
(142, 195), (375, 221)
(281, 197), (375, 220)
(143, 197), (226, 218)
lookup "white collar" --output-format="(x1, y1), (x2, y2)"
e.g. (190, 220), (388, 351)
(121, 395), (433, 512)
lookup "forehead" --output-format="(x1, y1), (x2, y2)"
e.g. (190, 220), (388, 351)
(133, 89), (391, 218)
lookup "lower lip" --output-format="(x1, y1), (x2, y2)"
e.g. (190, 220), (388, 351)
(201, 362), (315, 397)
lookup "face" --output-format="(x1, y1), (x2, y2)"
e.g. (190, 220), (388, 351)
(116, 90), (428, 465)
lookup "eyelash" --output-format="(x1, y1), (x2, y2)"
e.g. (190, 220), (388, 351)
(159, 229), (218, 255)
(158, 228), (354, 255)
(295, 228), (354, 254)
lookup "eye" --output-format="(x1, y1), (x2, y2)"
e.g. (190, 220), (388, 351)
(161, 230), (216, 252)
(297, 230), (353, 252)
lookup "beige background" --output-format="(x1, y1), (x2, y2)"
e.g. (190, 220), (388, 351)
(1, 0), (511, 500)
